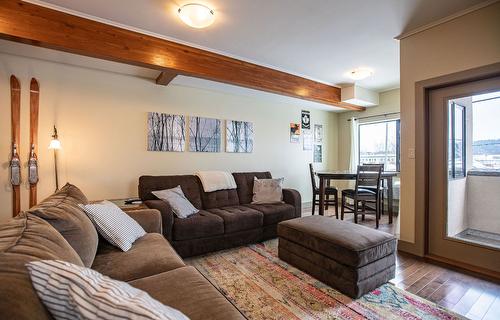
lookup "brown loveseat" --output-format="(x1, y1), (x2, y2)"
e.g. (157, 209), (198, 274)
(0, 184), (245, 320)
(139, 172), (302, 257)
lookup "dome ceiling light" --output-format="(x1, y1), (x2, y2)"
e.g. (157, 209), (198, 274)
(178, 3), (215, 29)
(347, 68), (374, 81)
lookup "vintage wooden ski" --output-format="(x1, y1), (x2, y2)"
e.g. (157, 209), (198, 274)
(29, 78), (40, 208)
(10, 75), (21, 217)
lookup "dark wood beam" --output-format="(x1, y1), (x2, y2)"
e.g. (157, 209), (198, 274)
(0, 1), (364, 111)
(156, 71), (177, 86)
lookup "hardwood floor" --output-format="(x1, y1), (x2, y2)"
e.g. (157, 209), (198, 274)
(302, 205), (500, 320)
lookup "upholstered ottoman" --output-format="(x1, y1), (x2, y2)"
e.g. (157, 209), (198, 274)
(277, 216), (396, 298)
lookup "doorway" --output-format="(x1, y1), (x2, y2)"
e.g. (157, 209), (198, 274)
(427, 76), (500, 273)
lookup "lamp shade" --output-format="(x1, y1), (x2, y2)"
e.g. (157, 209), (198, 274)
(178, 4), (215, 28)
(48, 139), (61, 150)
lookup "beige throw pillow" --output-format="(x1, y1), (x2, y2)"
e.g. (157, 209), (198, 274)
(252, 177), (284, 204)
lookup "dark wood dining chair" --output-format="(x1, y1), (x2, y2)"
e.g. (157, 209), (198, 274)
(362, 163), (387, 215)
(341, 164), (383, 228)
(309, 163), (338, 218)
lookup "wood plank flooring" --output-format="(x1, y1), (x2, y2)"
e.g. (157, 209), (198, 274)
(302, 205), (500, 319)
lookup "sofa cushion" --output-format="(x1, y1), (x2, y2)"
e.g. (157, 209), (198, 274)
(139, 175), (203, 209)
(201, 189), (240, 209)
(130, 266), (245, 320)
(0, 212), (84, 320)
(28, 183), (98, 267)
(245, 203), (295, 226)
(92, 233), (185, 282)
(172, 210), (224, 241)
(232, 172), (272, 204)
(207, 206), (263, 233)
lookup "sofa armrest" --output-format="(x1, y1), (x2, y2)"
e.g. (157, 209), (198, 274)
(144, 200), (174, 241)
(125, 209), (162, 234)
(283, 188), (302, 218)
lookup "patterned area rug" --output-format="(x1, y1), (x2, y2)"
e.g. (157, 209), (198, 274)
(186, 240), (465, 320)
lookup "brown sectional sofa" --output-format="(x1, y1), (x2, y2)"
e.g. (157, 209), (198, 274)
(139, 172), (302, 257)
(0, 184), (245, 320)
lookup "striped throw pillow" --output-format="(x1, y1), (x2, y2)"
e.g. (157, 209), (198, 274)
(79, 200), (146, 251)
(26, 260), (189, 320)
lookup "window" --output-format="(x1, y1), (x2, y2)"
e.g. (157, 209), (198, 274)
(471, 91), (500, 171)
(448, 102), (466, 178)
(358, 119), (400, 172)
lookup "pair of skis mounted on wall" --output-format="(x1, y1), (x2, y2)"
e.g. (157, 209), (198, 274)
(10, 75), (39, 217)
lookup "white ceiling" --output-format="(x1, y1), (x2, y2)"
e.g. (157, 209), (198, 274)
(27, 0), (487, 92)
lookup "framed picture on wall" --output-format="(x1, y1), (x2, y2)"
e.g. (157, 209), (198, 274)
(290, 123), (301, 143)
(313, 144), (322, 163)
(314, 124), (323, 143)
(147, 112), (186, 152)
(189, 116), (221, 152)
(226, 120), (254, 153)
(303, 129), (313, 151)
(301, 110), (311, 129)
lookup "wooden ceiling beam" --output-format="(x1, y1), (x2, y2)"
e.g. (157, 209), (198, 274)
(156, 71), (178, 86)
(0, 0), (364, 111)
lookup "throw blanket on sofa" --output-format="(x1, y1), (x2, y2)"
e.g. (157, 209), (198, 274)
(196, 171), (237, 192)
(196, 171), (236, 192)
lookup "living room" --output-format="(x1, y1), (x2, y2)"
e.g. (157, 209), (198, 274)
(1, 1), (499, 319)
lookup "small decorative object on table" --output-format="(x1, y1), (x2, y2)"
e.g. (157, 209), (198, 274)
(108, 198), (146, 211)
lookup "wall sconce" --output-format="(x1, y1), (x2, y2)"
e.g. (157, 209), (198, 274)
(48, 125), (61, 191)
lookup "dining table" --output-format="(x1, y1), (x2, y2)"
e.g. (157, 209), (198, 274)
(315, 170), (398, 223)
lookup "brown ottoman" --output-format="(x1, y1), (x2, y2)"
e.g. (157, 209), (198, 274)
(278, 216), (396, 298)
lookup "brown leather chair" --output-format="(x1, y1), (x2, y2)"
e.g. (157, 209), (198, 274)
(341, 164), (383, 228)
(309, 163), (338, 218)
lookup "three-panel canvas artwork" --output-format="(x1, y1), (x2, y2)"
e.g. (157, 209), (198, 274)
(147, 112), (254, 153)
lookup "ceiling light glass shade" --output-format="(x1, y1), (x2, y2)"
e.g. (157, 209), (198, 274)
(48, 139), (61, 150)
(178, 4), (215, 29)
(348, 68), (374, 81)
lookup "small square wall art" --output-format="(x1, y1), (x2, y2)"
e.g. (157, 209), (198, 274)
(189, 116), (221, 152)
(147, 112), (186, 152)
(314, 145), (323, 163)
(226, 120), (254, 153)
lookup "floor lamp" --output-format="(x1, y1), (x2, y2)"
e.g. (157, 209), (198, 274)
(48, 125), (61, 191)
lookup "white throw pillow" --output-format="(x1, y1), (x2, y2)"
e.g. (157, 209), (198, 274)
(152, 186), (199, 219)
(79, 200), (146, 251)
(26, 260), (189, 320)
(251, 177), (284, 204)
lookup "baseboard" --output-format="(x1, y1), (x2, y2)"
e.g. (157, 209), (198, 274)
(424, 254), (500, 283)
(397, 239), (424, 257)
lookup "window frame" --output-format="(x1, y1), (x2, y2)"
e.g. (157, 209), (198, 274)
(448, 102), (466, 179)
(357, 118), (401, 172)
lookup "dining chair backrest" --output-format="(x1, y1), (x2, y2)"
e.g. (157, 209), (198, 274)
(355, 164), (383, 192)
(362, 163), (385, 172)
(309, 163), (317, 190)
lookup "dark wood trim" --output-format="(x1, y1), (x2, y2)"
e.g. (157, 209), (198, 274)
(408, 62), (500, 260)
(156, 71), (177, 86)
(0, 0), (364, 111)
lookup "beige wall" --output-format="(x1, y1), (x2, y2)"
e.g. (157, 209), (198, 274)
(0, 52), (339, 223)
(399, 2), (500, 244)
(337, 88), (400, 171)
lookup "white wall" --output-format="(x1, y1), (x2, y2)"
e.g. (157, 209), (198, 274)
(399, 2), (500, 243)
(447, 178), (468, 236)
(0, 51), (339, 223)
(467, 175), (500, 234)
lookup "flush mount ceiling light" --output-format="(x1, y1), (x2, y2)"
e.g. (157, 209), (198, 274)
(178, 3), (215, 29)
(347, 68), (374, 81)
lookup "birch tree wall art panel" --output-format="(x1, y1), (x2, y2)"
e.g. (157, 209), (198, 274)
(147, 112), (186, 152)
(189, 116), (221, 152)
(226, 120), (254, 153)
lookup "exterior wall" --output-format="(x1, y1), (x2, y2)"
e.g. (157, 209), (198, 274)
(467, 175), (500, 234)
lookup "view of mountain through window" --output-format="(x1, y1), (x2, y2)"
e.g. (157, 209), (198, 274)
(472, 91), (500, 171)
